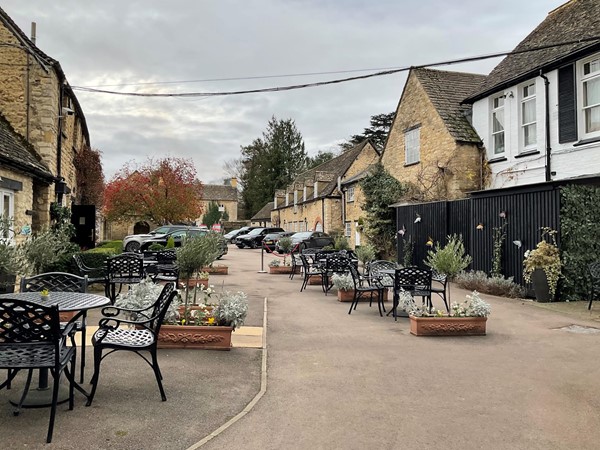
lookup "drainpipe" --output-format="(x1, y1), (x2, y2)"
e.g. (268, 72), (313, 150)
(56, 80), (64, 203)
(540, 71), (552, 182)
(321, 198), (325, 233)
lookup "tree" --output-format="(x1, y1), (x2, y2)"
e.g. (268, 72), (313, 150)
(241, 116), (307, 217)
(104, 157), (203, 224)
(74, 145), (105, 207)
(340, 112), (395, 152)
(359, 163), (407, 259)
(202, 201), (225, 228)
(306, 150), (336, 170)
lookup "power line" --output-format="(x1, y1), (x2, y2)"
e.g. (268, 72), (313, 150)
(71, 36), (600, 98)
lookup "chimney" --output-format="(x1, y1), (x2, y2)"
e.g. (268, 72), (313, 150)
(230, 177), (237, 189)
(31, 22), (36, 45)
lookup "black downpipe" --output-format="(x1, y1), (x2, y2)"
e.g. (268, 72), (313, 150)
(540, 71), (552, 182)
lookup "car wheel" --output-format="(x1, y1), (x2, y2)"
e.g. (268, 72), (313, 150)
(250, 240), (258, 249)
(236, 244), (245, 249)
(125, 241), (141, 252)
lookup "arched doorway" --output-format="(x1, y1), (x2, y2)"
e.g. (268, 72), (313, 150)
(133, 221), (150, 234)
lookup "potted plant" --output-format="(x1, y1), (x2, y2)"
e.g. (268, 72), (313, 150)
(268, 256), (298, 274)
(115, 280), (248, 350)
(355, 244), (375, 274)
(523, 227), (560, 303)
(401, 290), (491, 336)
(331, 273), (354, 302)
(424, 234), (472, 303)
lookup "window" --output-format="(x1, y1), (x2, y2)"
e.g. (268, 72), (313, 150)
(404, 127), (420, 164)
(345, 222), (351, 237)
(347, 186), (355, 202)
(491, 95), (505, 155)
(581, 55), (600, 137)
(0, 190), (14, 241)
(520, 83), (536, 151)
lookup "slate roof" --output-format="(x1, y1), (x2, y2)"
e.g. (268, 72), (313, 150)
(340, 165), (376, 186)
(251, 201), (274, 221)
(289, 140), (372, 203)
(202, 184), (238, 202)
(413, 68), (486, 144)
(465, 0), (600, 102)
(0, 113), (53, 181)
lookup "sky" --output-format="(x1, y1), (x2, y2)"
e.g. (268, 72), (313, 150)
(2, 0), (566, 185)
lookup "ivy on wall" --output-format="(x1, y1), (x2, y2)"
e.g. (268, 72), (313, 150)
(560, 184), (600, 301)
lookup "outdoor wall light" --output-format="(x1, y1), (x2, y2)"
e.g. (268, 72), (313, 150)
(398, 226), (406, 236)
(476, 223), (484, 230)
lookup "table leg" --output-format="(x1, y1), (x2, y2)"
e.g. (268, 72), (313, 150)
(9, 370), (70, 408)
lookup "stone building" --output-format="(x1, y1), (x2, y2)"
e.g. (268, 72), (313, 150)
(0, 7), (90, 236)
(381, 68), (486, 200)
(251, 202), (274, 227)
(198, 178), (239, 224)
(271, 140), (380, 247)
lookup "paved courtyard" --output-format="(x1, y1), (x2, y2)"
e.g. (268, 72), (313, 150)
(1, 245), (600, 449)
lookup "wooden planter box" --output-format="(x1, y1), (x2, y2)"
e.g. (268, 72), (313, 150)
(409, 316), (487, 336)
(202, 266), (229, 275)
(336, 289), (389, 302)
(158, 324), (233, 350)
(269, 266), (299, 274)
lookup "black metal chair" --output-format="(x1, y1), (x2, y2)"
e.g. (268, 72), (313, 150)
(588, 261), (600, 310)
(367, 260), (397, 289)
(86, 282), (177, 406)
(106, 252), (145, 302)
(0, 298), (76, 443)
(390, 267), (432, 320)
(151, 250), (179, 284)
(73, 253), (108, 293)
(322, 253), (352, 295)
(299, 254), (324, 292)
(20, 272), (89, 383)
(347, 264), (386, 316)
(430, 270), (450, 312)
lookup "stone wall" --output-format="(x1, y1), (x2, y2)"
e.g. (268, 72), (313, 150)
(381, 72), (481, 200)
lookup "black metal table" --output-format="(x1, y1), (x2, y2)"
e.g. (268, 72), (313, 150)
(0, 291), (110, 407)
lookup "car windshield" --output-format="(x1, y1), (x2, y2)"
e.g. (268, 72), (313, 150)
(169, 230), (187, 238)
(224, 229), (240, 237)
(246, 228), (264, 236)
(153, 227), (171, 234)
(292, 232), (312, 240)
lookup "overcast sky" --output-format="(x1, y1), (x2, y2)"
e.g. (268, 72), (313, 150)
(2, 0), (565, 184)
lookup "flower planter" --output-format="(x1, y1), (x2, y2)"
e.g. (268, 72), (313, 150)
(531, 268), (552, 303)
(409, 316), (487, 336)
(181, 278), (209, 289)
(336, 289), (388, 302)
(308, 274), (323, 285)
(158, 324), (233, 350)
(269, 266), (299, 274)
(202, 265), (229, 275)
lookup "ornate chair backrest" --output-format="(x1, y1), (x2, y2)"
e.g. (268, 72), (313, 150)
(368, 260), (397, 288)
(20, 272), (88, 293)
(347, 263), (362, 290)
(394, 267), (432, 293)
(0, 299), (61, 346)
(325, 253), (351, 274)
(431, 270), (448, 286)
(148, 282), (177, 333)
(299, 254), (312, 272)
(157, 250), (177, 265)
(107, 253), (144, 281)
(73, 254), (107, 280)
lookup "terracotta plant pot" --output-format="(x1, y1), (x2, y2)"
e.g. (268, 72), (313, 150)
(409, 316), (487, 336)
(269, 266), (299, 274)
(158, 324), (233, 350)
(202, 266), (229, 275)
(336, 289), (389, 302)
(59, 311), (78, 322)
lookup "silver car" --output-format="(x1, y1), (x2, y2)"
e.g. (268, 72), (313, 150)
(122, 225), (189, 252)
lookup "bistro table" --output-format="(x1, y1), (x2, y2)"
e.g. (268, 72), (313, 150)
(0, 291), (110, 407)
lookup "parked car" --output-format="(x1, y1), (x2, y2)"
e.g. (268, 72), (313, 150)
(262, 231), (295, 252)
(279, 231), (335, 252)
(140, 228), (228, 258)
(236, 227), (285, 249)
(223, 228), (246, 243)
(230, 226), (261, 244)
(123, 224), (190, 252)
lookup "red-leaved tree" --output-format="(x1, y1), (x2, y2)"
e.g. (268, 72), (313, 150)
(104, 157), (203, 224)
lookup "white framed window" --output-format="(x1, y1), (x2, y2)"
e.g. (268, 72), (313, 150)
(354, 222), (361, 246)
(345, 222), (351, 237)
(520, 82), (536, 151)
(0, 190), (15, 241)
(404, 127), (420, 164)
(285, 193), (289, 207)
(580, 55), (600, 138)
(491, 94), (505, 155)
(347, 186), (355, 202)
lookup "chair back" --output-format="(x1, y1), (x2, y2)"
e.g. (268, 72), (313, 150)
(394, 267), (432, 292)
(325, 253), (351, 274)
(431, 270), (448, 286)
(20, 272), (88, 293)
(0, 299), (61, 347)
(107, 253), (144, 281)
(299, 254), (312, 272)
(72, 254), (107, 282)
(347, 263), (362, 290)
(157, 249), (177, 265)
(149, 282), (177, 332)
(368, 260), (397, 288)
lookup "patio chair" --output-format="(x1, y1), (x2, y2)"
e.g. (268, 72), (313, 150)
(367, 260), (397, 289)
(390, 267), (432, 320)
(347, 264), (386, 316)
(588, 261), (600, 310)
(151, 250), (179, 284)
(0, 298), (76, 443)
(322, 253), (352, 295)
(106, 252), (145, 302)
(20, 272), (89, 383)
(86, 282), (177, 406)
(73, 253), (108, 293)
(431, 270), (449, 312)
(299, 254), (324, 292)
